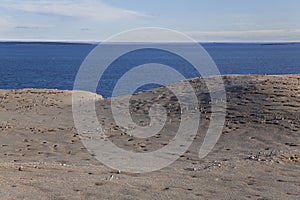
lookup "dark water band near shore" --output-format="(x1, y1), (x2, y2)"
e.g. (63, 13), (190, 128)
(1, 42), (300, 97)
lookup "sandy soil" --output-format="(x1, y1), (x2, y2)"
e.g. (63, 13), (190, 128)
(0, 75), (299, 199)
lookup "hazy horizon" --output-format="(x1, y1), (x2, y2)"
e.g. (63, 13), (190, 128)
(1, 40), (299, 44)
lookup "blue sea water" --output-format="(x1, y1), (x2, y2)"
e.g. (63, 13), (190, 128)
(0, 42), (300, 98)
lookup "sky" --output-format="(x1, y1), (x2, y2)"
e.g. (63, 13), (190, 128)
(0, 0), (300, 42)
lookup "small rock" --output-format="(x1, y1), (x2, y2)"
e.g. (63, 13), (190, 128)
(185, 167), (197, 171)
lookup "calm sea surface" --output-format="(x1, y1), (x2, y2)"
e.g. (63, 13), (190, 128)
(0, 42), (299, 97)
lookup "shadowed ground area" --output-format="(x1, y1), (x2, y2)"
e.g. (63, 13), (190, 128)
(0, 75), (299, 199)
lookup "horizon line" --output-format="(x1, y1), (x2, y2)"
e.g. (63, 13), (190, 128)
(0, 39), (299, 44)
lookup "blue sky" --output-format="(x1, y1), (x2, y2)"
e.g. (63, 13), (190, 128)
(0, 0), (299, 42)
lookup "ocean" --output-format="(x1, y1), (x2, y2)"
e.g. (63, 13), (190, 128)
(0, 42), (300, 98)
